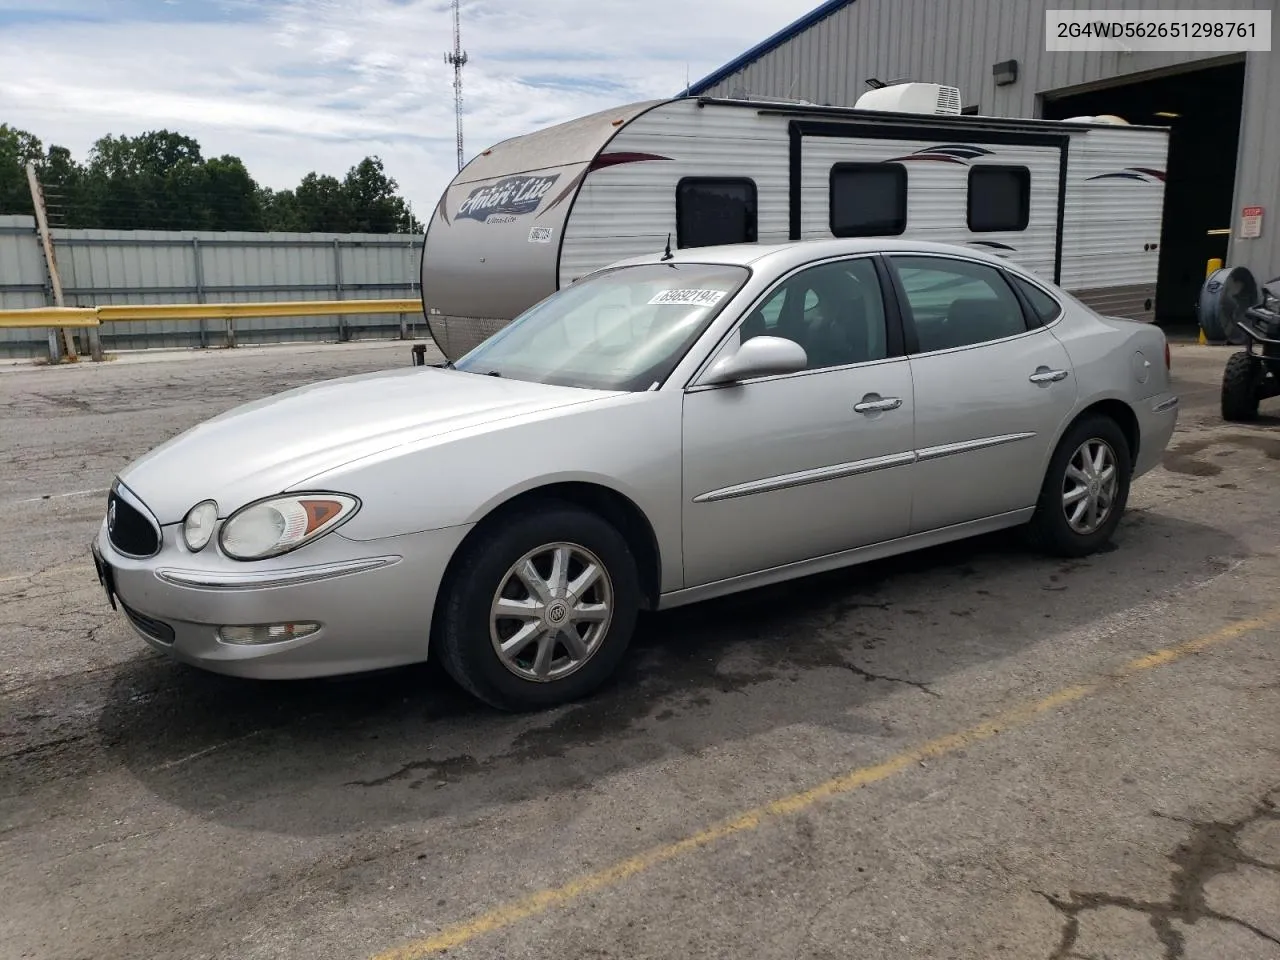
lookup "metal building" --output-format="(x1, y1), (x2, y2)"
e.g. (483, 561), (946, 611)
(685, 0), (1279, 325)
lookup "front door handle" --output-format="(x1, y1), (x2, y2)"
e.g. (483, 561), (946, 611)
(854, 394), (903, 414)
(1029, 367), (1069, 384)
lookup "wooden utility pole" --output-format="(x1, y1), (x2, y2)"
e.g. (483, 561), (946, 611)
(26, 162), (100, 361)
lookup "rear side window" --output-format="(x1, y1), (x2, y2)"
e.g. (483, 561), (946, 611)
(676, 178), (758, 249)
(968, 165), (1030, 232)
(830, 162), (907, 237)
(890, 255), (1028, 352)
(1010, 273), (1063, 324)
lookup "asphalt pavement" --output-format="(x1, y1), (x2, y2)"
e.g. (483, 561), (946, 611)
(1, 339), (1278, 960)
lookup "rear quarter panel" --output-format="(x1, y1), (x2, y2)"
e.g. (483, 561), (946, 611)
(1045, 301), (1172, 467)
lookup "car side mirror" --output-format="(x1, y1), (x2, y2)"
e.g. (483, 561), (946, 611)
(703, 335), (808, 385)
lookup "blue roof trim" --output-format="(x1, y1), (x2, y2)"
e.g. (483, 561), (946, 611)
(681, 0), (857, 97)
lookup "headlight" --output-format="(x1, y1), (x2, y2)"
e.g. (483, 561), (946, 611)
(183, 500), (219, 552)
(219, 493), (359, 561)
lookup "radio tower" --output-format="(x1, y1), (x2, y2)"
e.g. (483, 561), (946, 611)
(444, 0), (468, 172)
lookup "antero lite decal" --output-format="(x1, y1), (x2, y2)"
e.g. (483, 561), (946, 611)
(456, 174), (561, 223)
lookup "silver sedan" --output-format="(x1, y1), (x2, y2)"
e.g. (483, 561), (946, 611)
(91, 238), (1179, 710)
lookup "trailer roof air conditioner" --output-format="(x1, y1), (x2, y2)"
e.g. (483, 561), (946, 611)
(854, 82), (962, 116)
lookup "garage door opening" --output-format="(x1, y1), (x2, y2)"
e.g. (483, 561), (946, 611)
(1042, 59), (1245, 331)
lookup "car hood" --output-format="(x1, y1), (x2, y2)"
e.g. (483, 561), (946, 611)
(118, 366), (616, 524)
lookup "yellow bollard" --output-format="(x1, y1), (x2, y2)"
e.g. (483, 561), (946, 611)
(1200, 258), (1224, 344)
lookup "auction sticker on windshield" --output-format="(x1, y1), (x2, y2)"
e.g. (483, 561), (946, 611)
(647, 289), (728, 307)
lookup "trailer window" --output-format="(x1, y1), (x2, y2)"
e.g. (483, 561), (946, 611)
(829, 163), (907, 237)
(967, 165), (1030, 232)
(676, 178), (758, 249)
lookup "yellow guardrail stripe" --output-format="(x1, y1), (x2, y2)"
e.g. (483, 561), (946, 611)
(0, 299), (424, 330)
(0, 307), (101, 329)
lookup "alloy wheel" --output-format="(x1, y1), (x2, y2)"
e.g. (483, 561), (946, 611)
(1061, 438), (1119, 535)
(489, 541), (614, 682)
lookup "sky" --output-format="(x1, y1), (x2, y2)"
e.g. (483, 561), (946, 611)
(0, 0), (822, 219)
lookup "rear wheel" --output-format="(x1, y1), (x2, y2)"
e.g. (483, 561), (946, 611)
(1026, 414), (1132, 558)
(435, 503), (640, 711)
(1221, 351), (1261, 422)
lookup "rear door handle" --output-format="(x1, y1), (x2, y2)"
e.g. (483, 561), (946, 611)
(854, 395), (903, 414)
(1029, 367), (1069, 384)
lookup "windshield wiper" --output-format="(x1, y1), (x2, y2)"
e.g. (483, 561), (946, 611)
(486, 370), (502, 378)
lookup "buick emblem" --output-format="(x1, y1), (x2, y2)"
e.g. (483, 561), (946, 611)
(547, 602), (568, 625)
(107, 498), (117, 533)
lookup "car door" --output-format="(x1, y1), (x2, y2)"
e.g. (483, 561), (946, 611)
(681, 255), (916, 588)
(886, 253), (1078, 534)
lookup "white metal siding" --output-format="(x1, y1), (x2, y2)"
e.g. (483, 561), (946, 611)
(799, 136), (1061, 280)
(1060, 127), (1168, 292)
(558, 101), (791, 286)
(694, 0), (1279, 279)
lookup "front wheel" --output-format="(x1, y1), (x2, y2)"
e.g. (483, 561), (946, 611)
(434, 503), (640, 711)
(1221, 351), (1261, 422)
(1026, 414), (1133, 558)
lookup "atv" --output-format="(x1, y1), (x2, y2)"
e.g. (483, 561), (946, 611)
(1220, 274), (1280, 421)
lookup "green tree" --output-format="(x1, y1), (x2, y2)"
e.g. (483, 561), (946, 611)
(342, 156), (421, 233)
(3, 122), (423, 234)
(0, 124), (43, 216)
(258, 186), (307, 232)
(295, 172), (350, 232)
(200, 155), (264, 231)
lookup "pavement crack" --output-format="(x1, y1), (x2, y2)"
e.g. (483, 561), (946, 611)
(0, 735), (87, 762)
(345, 753), (481, 788)
(844, 662), (941, 698)
(1037, 785), (1280, 959)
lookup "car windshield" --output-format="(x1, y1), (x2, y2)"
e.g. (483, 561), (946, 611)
(453, 262), (750, 391)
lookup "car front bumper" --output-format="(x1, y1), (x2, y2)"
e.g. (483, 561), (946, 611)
(92, 517), (472, 679)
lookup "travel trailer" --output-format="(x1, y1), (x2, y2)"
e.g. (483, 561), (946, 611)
(420, 83), (1170, 360)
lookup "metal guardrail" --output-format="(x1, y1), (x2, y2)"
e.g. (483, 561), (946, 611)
(0, 298), (423, 329)
(0, 298), (427, 362)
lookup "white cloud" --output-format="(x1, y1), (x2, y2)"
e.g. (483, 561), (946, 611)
(0, 0), (820, 221)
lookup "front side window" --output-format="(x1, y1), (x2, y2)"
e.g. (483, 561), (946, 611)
(676, 178), (758, 249)
(455, 262), (749, 391)
(830, 162), (907, 237)
(967, 165), (1030, 233)
(890, 255), (1028, 353)
(737, 257), (889, 370)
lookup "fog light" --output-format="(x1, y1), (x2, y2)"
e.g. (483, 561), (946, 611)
(218, 622), (320, 645)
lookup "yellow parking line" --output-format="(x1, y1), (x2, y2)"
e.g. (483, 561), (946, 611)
(369, 607), (1280, 960)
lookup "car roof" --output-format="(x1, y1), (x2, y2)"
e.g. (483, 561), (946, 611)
(606, 237), (1032, 278)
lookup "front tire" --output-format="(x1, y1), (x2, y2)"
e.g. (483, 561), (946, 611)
(1027, 414), (1133, 558)
(1221, 351), (1261, 422)
(435, 503), (640, 711)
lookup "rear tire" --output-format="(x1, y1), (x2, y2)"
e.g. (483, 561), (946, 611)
(435, 503), (640, 711)
(1221, 351), (1260, 422)
(1026, 414), (1133, 558)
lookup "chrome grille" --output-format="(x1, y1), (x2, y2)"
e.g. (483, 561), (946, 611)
(107, 487), (160, 557)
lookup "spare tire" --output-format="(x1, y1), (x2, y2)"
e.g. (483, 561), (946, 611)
(1198, 266), (1259, 344)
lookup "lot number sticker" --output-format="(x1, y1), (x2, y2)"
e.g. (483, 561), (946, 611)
(647, 289), (727, 307)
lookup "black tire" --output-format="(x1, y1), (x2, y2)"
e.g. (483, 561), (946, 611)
(1026, 414), (1133, 558)
(1221, 351), (1261, 422)
(434, 502), (640, 711)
